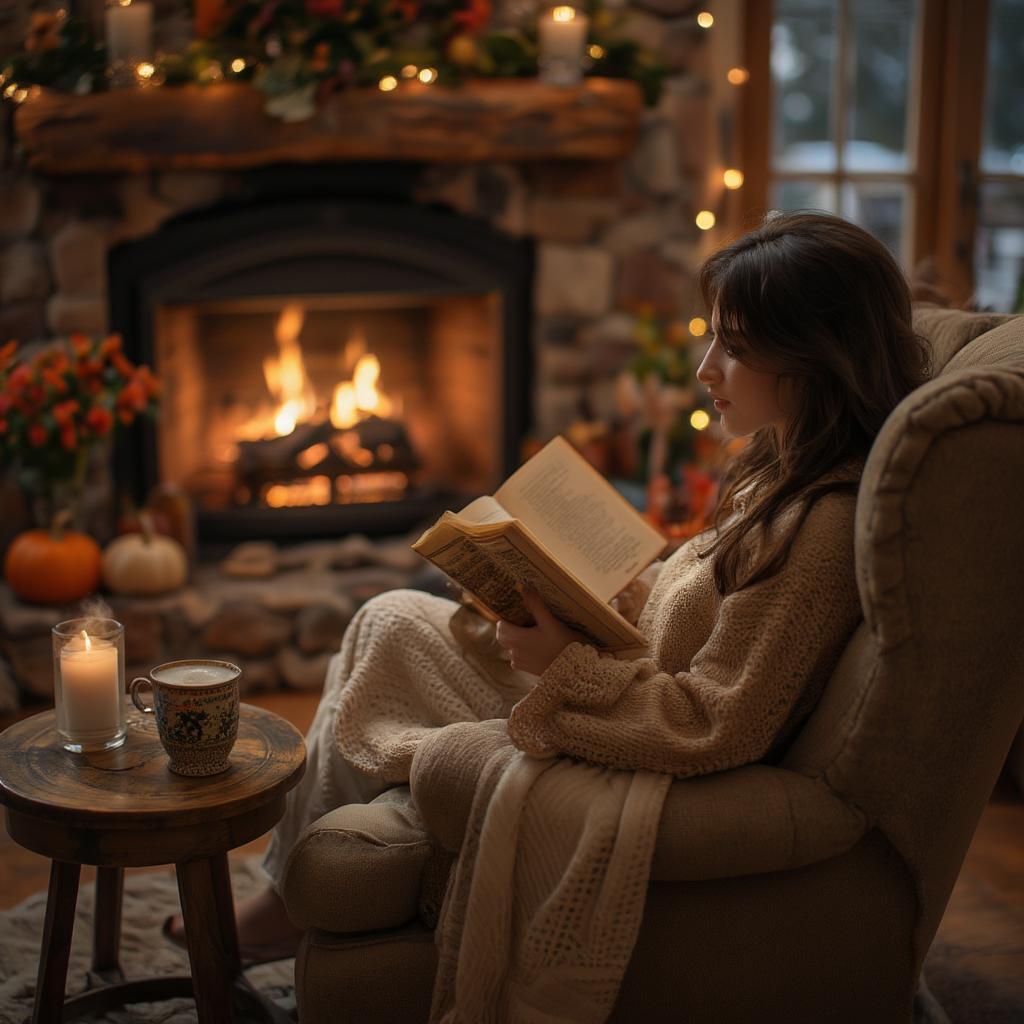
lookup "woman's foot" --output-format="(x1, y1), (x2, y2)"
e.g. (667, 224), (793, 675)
(164, 885), (304, 963)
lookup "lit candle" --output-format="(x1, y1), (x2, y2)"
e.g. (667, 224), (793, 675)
(105, 0), (154, 64)
(538, 5), (590, 86)
(59, 630), (121, 735)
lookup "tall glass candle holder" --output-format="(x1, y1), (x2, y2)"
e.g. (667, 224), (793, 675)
(52, 618), (126, 753)
(538, 5), (589, 86)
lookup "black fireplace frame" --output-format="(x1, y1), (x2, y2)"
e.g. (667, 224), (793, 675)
(108, 166), (534, 545)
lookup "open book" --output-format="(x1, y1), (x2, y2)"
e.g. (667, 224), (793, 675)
(412, 436), (667, 654)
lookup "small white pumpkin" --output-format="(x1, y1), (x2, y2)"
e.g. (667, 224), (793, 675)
(102, 512), (188, 595)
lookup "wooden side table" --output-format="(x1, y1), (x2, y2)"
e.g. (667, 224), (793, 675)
(0, 702), (306, 1024)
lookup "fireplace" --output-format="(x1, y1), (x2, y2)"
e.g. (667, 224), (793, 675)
(109, 178), (533, 544)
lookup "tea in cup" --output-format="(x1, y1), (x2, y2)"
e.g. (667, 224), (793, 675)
(130, 659), (241, 776)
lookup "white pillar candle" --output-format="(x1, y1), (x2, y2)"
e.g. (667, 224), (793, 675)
(538, 5), (590, 85)
(60, 632), (121, 735)
(105, 0), (154, 64)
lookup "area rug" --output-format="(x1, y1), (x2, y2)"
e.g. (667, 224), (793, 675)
(0, 858), (293, 1024)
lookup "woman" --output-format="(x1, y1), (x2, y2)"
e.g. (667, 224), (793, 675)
(166, 211), (931, 960)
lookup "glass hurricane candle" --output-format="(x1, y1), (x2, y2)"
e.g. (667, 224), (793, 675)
(52, 618), (126, 753)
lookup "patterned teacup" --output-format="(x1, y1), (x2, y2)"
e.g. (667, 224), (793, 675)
(130, 660), (241, 776)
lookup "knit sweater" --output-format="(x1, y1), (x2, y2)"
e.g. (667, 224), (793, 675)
(506, 462), (865, 777)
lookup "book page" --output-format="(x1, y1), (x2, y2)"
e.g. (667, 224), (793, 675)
(495, 436), (666, 603)
(455, 495), (512, 525)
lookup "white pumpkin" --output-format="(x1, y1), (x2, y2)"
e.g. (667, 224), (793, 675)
(102, 514), (188, 595)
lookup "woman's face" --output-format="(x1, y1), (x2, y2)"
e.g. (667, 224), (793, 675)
(695, 307), (791, 438)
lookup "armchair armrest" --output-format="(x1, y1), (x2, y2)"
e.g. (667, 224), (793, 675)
(410, 722), (868, 882)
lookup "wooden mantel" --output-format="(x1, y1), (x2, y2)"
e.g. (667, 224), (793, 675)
(13, 78), (644, 175)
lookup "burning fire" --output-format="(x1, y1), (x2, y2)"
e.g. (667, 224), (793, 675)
(232, 305), (409, 509)
(235, 307), (400, 443)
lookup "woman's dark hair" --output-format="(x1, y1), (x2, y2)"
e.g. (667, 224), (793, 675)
(696, 211), (931, 596)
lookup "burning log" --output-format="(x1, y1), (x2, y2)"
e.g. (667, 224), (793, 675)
(234, 415), (420, 502)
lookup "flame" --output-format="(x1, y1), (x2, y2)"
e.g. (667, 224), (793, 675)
(263, 304), (316, 437)
(81, 629), (91, 652)
(331, 354), (393, 428)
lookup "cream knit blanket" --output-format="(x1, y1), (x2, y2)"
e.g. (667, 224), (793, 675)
(331, 591), (672, 1022)
(429, 725), (670, 1024)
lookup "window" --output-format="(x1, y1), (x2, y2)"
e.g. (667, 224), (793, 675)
(740, 0), (1024, 310)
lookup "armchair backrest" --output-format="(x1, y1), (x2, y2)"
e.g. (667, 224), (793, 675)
(782, 308), (1024, 972)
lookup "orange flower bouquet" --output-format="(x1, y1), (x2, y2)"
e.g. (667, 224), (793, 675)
(0, 334), (161, 605)
(0, 334), (160, 524)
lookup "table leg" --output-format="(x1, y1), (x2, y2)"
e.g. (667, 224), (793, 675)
(209, 851), (242, 975)
(92, 866), (124, 975)
(176, 856), (237, 1024)
(31, 860), (81, 1024)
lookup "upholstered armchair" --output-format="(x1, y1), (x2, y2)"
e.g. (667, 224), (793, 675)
(280, 306), (1024, 1024)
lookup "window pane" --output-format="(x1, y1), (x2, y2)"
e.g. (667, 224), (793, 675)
(772, 0), (838, 173)
(846, 0), (916, 172)
(981, 0), (1024, 173)
(975, 183), (1024, 311)
(773, 180), (838, 213)
(839, 182), (908, 262)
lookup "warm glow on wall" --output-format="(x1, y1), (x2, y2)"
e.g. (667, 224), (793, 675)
(688, 317), (708, 337)
(723, 168), (744, 189)
(696, 210), (716, 230)
(697, 11), (714, 28)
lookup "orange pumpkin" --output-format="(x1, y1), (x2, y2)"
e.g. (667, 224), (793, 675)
(4, 525), (102, 606)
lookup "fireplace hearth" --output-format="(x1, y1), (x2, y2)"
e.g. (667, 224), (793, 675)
(109, 186), (533, 544)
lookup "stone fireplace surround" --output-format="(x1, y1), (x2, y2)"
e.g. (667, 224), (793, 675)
(0, 8), (717, 709)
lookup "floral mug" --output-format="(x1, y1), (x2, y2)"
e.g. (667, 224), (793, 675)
(130, 659), (241, 776)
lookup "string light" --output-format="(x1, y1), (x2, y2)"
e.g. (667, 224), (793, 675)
(418, 67), (438, 84)
(553, 6), (577, 22)
(588, 44), (606, 59)
(136, 62), (155, 80)
(695, 210), (716, 230)
(723, 168), (744, 189)
(231, 58), (246, 74)
(3, 82), (17, 100)
(12, 87), (28, 103)
(690, 410), (711, 431)
(688, 317), (708, 337)
(378, 75), (398, 91)
(727, 66), (749, 85)
(400, 64), (418, 78)
(697, 11), (714, 28)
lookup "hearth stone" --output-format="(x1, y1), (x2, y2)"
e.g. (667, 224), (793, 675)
(0, 534), (443, 707)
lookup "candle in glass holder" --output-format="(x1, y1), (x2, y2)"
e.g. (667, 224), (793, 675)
(53, 619), (126, 753)
(105, 0), (154, 64)
(538, 5), (589, 86)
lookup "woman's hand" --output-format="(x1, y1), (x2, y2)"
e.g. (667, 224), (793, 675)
(495, 587), (588, 677)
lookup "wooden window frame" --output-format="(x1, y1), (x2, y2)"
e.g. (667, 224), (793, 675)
(739, 0), (994, 305)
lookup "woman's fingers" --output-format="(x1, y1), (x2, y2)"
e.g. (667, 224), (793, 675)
(520, 586), (557, 624)
(495, 619), (530, 650)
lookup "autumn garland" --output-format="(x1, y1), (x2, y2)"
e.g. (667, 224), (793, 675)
(1, 1), (665, 122)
